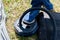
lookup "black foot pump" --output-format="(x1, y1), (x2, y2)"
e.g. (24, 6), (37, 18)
(14, 7), (60, 40)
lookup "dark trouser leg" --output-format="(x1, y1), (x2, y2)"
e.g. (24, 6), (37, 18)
(42, 0), (53, 10)
(24, 5), (41, 22)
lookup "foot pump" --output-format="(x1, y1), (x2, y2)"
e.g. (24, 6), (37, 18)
(14, 7), (60, 40)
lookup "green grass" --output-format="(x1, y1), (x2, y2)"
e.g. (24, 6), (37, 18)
(3, 0), (60, 40)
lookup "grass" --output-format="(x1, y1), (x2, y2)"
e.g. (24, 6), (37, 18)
(3, 0), (60, 40)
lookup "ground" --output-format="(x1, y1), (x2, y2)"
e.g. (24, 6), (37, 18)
(3, 0), (60, 40)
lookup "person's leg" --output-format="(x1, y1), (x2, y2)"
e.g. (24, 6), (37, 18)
(47, 0), (51, 3)
(23, 7), (40, 24)
(28, 10), (39, 22)
(23, 0), (42, 24)
(42, 0), (53, 10)
(47, 0), (55, 11)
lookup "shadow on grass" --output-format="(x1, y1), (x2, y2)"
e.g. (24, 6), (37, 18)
(15, 32), (38, 40)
